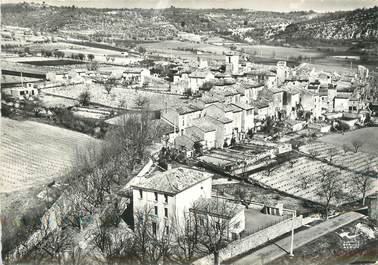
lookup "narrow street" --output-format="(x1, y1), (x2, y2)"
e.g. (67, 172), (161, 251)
(225, 212), (365, 265)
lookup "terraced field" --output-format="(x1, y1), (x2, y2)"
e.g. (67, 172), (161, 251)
(0, 118), (101, 193)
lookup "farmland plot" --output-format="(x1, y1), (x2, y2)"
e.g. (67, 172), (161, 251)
(248, 156), (378, 206)
(299, 141), (378, 173)
(320, 127), (378, 156)
(45, 83), (185, 110)
(0, 118), (101, 193)
(140, 40), (231, 54)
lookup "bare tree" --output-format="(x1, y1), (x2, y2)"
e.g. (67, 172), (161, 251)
(105, 78), (116, 95)
(27, 225), (73, 265)
(106, 108), (155, 172)
(265, 165), (277, 177)
(351, 140), (364, 153)
(174, 211), (201, 264)
(354, 164), (376, 206)
(134, 95), (149, 109)
(317, 169), (343, 219)
(234, 187), (254, 208)
(91, 214), (133, 265)
(327, 147), (338, 164)
(308, 149), (319, 159)
(192, 198), (240, 265)
(132, 208), (173, 265)
(78, 90), (91, 106)
(300, 174), (314, 189)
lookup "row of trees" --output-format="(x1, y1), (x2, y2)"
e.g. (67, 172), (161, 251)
(41, 49), (95, 61)
(88, 199), (237, 265)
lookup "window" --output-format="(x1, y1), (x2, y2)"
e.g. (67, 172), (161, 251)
(152, 222), (157, 235)
(20, 91), (25, 95)
(164, 194), (168, 203)
(154, 206), (158, 216)
(139, 189), (143, 199)
(164, 208), (168, 218)
(154, 192), (158, 202)
(165, 226), (169, 235)
(234, 221), (240, 229)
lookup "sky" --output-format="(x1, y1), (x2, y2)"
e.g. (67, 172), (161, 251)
(2, 0), (377, 12)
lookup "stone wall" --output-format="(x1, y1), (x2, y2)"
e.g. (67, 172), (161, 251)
(192, 215), (303, 265)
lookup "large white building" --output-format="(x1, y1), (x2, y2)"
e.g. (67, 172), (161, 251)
(131, 167), (213, 236)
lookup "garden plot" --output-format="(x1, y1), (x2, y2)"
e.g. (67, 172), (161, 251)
(45, 83), (185, 110)
(0, 118), (101, 193)
(248, 156), (375, 206)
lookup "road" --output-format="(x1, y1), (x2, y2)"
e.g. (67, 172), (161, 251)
(225, 212), (365, 265)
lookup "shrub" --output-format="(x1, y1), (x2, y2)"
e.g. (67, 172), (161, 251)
(78, 91), (91, 106)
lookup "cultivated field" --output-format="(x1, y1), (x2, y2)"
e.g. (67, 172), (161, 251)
(45, 83), (186, 110)
(248, 155), (378, 206)
(140, 40), (231, 54)
(0, 118), (101, 193)
(235, 44), (324, 60)
(20, 59), (86, 66)
(319, 128), (378, 156)
(299, 141), (378, 173)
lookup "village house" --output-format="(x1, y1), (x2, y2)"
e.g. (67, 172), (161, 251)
(161, 105), (203, 134)
(202, 102), (245, 141)
(192, 115), (233, 148)
(225, 52), (239, 74)
(276, 61), (289, 86)
(207, 85), (243, 105)
(185, 125), (217, 150)
(334, 96), (350, 112)
(190, 197), (246, 240)
(10, 83), (38, 99)
(174, 135), (197, 157)
(296, 88), (322, 119)
(123, 68), (150, 87)
(131, 167), (213, 236)
(188, 69), (215, 94)
(234, 82), (264, 104)
(232, 102), (255, 136)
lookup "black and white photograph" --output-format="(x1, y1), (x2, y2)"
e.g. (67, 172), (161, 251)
(0, 0), (378, 264)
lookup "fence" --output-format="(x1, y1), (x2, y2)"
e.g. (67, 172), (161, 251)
(242, 215), (290, 237)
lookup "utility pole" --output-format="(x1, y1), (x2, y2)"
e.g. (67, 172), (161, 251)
(21, 71), (24, 88)
(289, 211), (296, 257)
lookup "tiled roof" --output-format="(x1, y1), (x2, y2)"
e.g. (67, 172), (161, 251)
(207, 114), (233, 124)
(189, 69), (212, 79)
(150, 119), (175, 135)
(175, 135), (195, 149)
(189, 122), (217, 133)
(132, 167), (212, 195)
(232, 102), (254, 110)
(176, 105), (202, 115)
(210, 85), (241, 97)
(191, 197), (244, 219)
(123, 67), (147, 74)
(213, 102), (239, 113)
